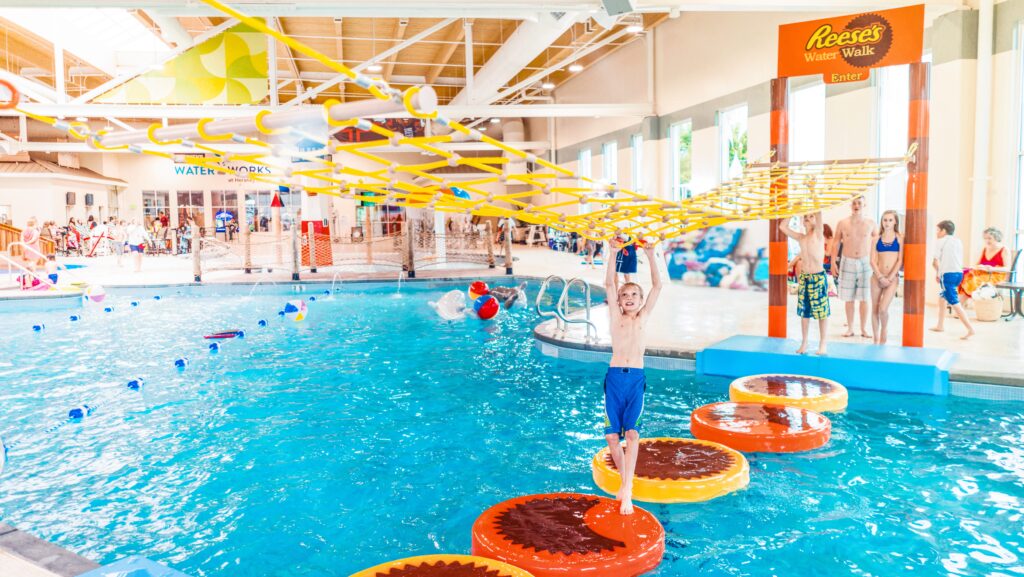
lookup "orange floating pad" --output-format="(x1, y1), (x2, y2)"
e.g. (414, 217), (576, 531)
(471, 493), (664, 577)
(729, 374), (848, 413)
(350, 554), (535, 577)
(690, 402), (831, 453)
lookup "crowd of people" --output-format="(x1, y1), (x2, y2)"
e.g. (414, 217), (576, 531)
(783, 197), (1016, 352)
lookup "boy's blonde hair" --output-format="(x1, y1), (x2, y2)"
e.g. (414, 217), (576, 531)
(618, 282), (644, 300)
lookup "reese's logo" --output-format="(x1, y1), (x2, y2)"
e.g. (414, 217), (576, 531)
(805, 13), (893, 68)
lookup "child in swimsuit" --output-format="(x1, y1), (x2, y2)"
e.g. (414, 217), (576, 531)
(780, 211), (829, 355)
(603, 237), (662, 515)
(488, 282), (527, 309)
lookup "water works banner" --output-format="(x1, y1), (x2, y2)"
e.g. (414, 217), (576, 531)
(778, 4), (924, 83)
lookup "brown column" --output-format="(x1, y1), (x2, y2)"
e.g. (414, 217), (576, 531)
(903, 62), (930, 347)
(768, 77), (790, 339)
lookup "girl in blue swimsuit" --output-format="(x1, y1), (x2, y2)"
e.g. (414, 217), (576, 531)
(870, 210), (904, 345)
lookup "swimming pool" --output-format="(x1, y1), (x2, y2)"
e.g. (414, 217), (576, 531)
(0, 280), (1021, 577)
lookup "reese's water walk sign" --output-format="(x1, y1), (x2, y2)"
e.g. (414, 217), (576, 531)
(778, 4), (924, 83)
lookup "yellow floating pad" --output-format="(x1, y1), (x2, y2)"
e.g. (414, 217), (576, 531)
(729, 373), (848, 413)
(350, 554), (535, 577)
(592, 437), (749, 503)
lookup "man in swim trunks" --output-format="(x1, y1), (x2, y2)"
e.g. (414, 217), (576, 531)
(487, 282), (527, 309)
(614, 235), (639, 284)
(780, 212), (829, 355)
(831, 196), (876, 338)
(604, 237), (662, 515)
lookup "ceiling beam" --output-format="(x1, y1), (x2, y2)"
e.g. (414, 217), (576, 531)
(382, 18), (409, 82)
(334, 18), (345, 103)
(271, 17), (305, 99)
(425, 20), (466, 85)
(449, 11), (581, 106)
(140, 10), (193, 47)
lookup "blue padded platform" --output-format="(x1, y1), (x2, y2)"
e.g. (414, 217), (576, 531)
(77, 556), (192, 577)
(696, 335), (957, 396)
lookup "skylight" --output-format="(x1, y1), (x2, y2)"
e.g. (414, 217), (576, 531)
(4, 9), (170, 76)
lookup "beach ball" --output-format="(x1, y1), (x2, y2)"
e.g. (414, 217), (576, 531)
(284, 299), (307, 322)
(127, 378), (144, 391)
(473, 295), (500, 320)
(84, 285), (106, 304)
(469, 281), (490, 301)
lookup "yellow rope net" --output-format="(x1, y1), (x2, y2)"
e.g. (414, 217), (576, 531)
(10, 0), (914, 245)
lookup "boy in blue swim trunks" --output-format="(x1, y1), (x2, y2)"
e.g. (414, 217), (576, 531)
(614, 235), (639, 283)
(931, 220), (975, 339)
(780, 211), (830, 355)
(604, 237), (662, 515)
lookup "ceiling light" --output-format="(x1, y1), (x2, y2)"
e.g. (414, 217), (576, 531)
(490, 117), (500, 124)
(541, 82), (556, 91)
(627, 24), (644, 33)
(479, 126), (488, 132)
(75, 117), (88, 122)
(366, 63), (383, 73)
(568, 63), (584, 73)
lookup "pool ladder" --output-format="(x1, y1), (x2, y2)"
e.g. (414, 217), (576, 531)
(536, 275), (598, 344)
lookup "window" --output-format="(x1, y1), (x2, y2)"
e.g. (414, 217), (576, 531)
(176, 190), (205, 227)
(789, 82), (826, 162)
(669, 120), (692, 200)
(602, 140), (618, 186)
(631, 133), (643, 192)
(718, 105), (748, 182)
(142, 190), (169, 227)
(1017, 23), (1024, 250)
(578, 148), (592, 213)
(211, 190), (238, 233)
(875, 64), (910, 217)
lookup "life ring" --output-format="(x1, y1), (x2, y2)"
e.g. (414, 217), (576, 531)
(204, 330), (243, 339)
(350, 554), (535, 577)
(690, 402), (831, 453)
(471, 493), (663, 577)
(591, 437), (749, 503)
(730, 374), (847, 412)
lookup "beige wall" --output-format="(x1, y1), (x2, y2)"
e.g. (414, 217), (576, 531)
(0, 176), (112, 227)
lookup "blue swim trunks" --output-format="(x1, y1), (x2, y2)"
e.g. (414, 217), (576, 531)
(940, 271), (964, 305)
(615, 245), (638, 274)
(603, 367), (645, 438)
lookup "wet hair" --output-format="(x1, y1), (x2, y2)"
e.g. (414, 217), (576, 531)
(983, 227), (1003, 243)
(822, 223), (833, 239)
(880, 210), (901, 234)
(937, 220), (955, 235)
(618, 282), (644, 302)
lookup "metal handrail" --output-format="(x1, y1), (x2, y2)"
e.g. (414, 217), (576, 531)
(536, 275), (568, 332)
(557, 277), (598, 344)
(0, 253), (57, 290)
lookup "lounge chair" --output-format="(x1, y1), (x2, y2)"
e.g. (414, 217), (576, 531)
(996, 249), (1024, 320)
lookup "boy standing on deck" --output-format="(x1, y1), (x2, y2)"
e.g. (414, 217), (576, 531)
(603, 237), (662, 515)
(780, 212), (830, 355)
(931, 220), (975, 339)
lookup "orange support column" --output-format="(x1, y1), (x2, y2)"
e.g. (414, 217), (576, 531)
(768, 77), (790, 338)
(903, 62), (930, 347)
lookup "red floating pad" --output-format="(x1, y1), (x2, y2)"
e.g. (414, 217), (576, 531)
(690, 401), (831, 453)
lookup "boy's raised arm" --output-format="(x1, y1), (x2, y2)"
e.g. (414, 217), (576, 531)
(641, 242), (663, 316)
(605, 239), (621, 314)
(779, 217), (804, 241)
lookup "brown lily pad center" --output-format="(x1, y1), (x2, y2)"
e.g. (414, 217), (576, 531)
(605, 439), (736, 480)
(376, 560), (514, 577)
(743, 375), (835, 397)
(495, 496), (625, 555)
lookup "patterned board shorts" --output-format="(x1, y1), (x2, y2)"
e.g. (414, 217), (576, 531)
(838, 256), (871, 302)
(797, 271), (831, 320)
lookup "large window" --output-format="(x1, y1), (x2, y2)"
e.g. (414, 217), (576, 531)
(1017, 24), (1024, 250)
(211, 190), (238, 234)
(875, 64), (910, 216)
(245, 189), (299, 231)
(669, 120), (692, 200)
(142, 190), (169, 228)
(602, 140), (618, 186)
(631, 133), (643, 192)
(789, 82), (826, 162)
(719, 105), (748, 182)
(176, 190), (204, 228)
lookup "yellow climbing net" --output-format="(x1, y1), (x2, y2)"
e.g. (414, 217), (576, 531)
(10, 0), (914, 244)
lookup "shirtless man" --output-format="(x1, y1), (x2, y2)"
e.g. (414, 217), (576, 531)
(603, 238), (662, 515)
(780, 212), (829, 355)
(831, 197), (877, 338)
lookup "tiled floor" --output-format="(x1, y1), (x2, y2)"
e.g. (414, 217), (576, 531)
(2, 245), (1021, 382)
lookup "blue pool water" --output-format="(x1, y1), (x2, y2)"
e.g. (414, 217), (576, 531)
(0, 280), (1022, 577)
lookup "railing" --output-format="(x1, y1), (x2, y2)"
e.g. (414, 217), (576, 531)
(557, 277), (598, 344)
(536, 275), (568, 333)
(0, 223), (56, 257)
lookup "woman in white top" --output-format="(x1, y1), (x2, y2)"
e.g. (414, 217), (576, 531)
(125, 220), (150, 272)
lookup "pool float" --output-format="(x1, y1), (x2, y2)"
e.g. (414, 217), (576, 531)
(690, 402), (831, 453)
(592, 437), (749, 503)
(204, 330), (244, 339)
(472, 493), (663, 577)
(730, 374), (848, 413)
(428, 290), (467, 320)
(284, 299), (307, 321)
(351, 554), (534, 577)
(468, 281), (489, 301)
